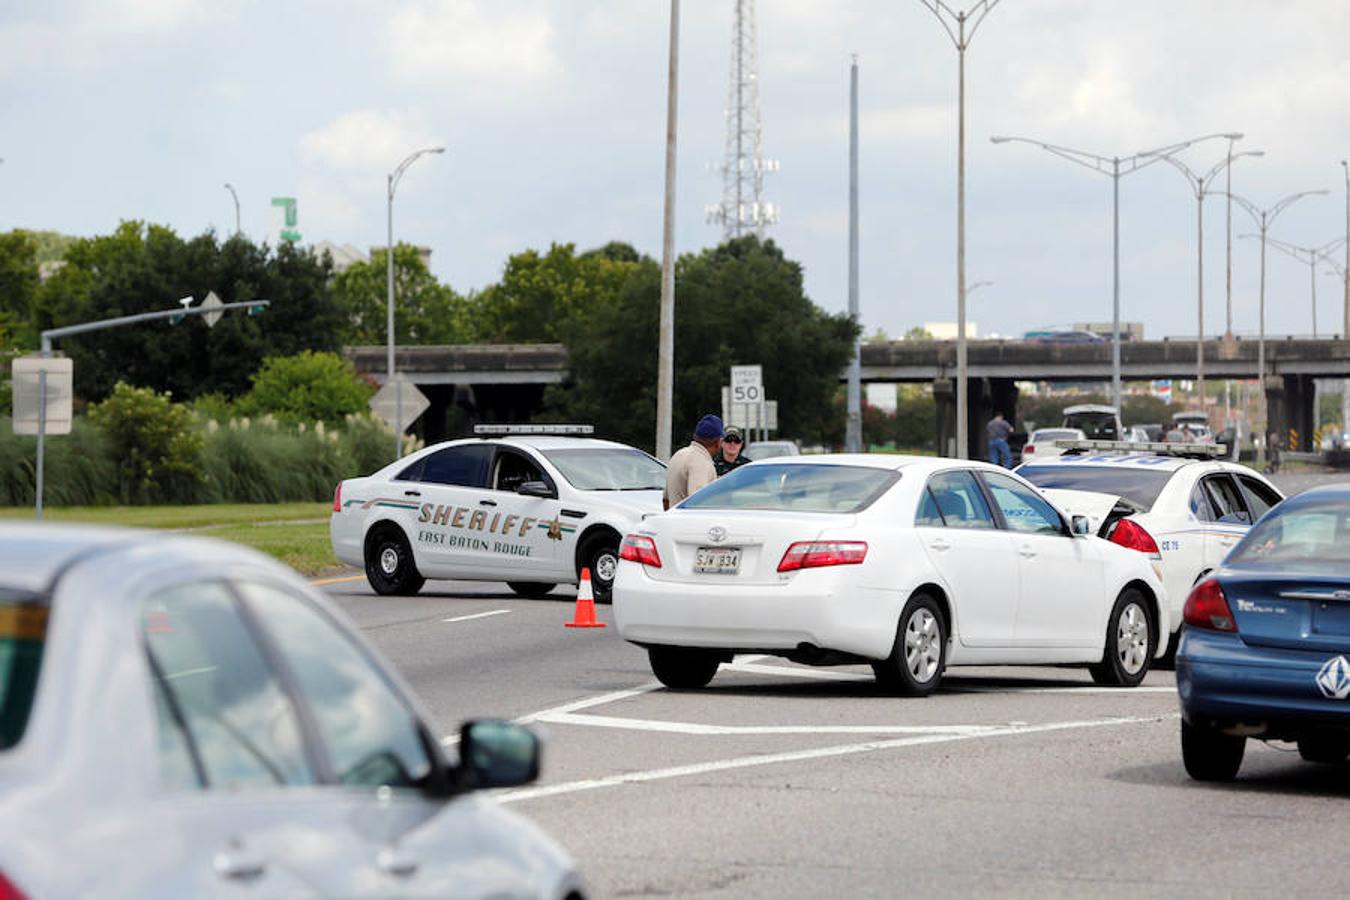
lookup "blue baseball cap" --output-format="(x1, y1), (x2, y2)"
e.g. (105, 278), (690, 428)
(694, 414), (725, 439)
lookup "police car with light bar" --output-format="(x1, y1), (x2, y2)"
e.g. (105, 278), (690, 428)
(330, 425), (665, 601)
(1018, 439), (1284, 655)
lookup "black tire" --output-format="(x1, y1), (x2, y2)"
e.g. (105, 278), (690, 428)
(873, 593), (947, 697)
(1297, 735), (1350, 764)
(648, 646), (721, 690)
(507, 582), (556, 599)
(1181, 720), (1245, 781)
(1089, 588), (1155, 687)
(365, 527), (426, 596)
(580, 535), (621, 605)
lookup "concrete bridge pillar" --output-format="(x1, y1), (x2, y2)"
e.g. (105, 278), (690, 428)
(933, 377), (1019, 460)
(933, 378), (956, 458)
(1281, 374), (1317, 452)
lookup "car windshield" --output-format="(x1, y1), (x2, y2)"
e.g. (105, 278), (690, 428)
(1018, 465), (1172, 512)
(0, 593), (48, 751)
(541, 447), (666, 491)
(1229, 502), (1350, 566)
(680, 463), (898, 513)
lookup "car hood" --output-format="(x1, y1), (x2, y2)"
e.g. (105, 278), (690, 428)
(1040, 488), (1124, 534)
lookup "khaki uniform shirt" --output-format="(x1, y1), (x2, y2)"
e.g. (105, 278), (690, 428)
(664, 441), (717, 507)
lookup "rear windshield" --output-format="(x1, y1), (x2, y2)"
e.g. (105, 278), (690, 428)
(1018, 465), (1172, 512)
(1063, 414), (1119, 440)
(1229, 503), (1350, 566)
(680, 463), (898, 513)
(0, 598), (48, 750)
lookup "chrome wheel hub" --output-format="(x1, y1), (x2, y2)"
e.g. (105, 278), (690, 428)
(904, 608), (941, 683)
(595, 552), (618, 583)
(380, 547), (400, 576)
(1116, 602), (1149, 675)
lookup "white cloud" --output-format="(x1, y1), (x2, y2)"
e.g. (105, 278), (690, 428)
(384, 0), (560, 84)
(299, 109), (443, 172)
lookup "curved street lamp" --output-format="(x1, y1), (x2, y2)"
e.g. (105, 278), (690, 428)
(223, 183), (241, 236)
(387, 146), (446, 460)
(990, 131), (1240, 413)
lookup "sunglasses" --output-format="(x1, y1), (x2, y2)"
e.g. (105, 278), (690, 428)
(724, 436), (743, 444)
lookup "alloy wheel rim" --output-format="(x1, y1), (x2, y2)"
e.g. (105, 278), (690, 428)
(595, 552), (618, 583)
(380, 546), (400, 576)
(904, 608), (941, 683)
(1116, 602), (1149, 675)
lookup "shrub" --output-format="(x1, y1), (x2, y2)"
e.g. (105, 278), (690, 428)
(200, 419), (352, 503)
(0, 417), (120, 506)
(88, 383), (204, 504)
(236, 351), (373, 426)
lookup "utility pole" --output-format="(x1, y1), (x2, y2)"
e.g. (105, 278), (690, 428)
(845, 55), (863, 454)
(656, 0), (680, 460)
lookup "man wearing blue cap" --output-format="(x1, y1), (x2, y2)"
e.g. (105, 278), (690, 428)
(663, 414), (723, 510)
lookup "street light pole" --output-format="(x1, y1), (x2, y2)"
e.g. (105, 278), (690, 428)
(386, 146), (445, 461)
(1151, 139), (1255, 411)
(223, 183), (241, 237)
(991, 132), (1238, 414)
(1228, 189), (1327, 466)
(1254, 234), (1344, 338)
(918, 0), (1001, 460)
(655, 0), (680, 461)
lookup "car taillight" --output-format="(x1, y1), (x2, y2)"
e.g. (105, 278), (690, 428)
(1184, 578), (1236, 632)
(0, 871), (30, 900)
(333, 482), (343, 513)
(619, 534), (662, 568)
(1023, 445), (1035, 454)
(777, 541), (868, 572)
(1109, 517), (1161, 558)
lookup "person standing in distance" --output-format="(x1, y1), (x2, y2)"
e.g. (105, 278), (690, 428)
(986, 411), (1013, 468)
(714, 425), (750, 477)
(664, 415), (723, 510)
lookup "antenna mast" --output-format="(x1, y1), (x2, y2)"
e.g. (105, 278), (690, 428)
(707, 0), (778, 239)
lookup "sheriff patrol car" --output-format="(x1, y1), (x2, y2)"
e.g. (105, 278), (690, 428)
(330, 426), (665, 601)
(1018, 440), (1284, 655)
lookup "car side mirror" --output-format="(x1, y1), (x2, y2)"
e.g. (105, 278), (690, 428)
(1071, 515), (1092, 536)
(457, 720), (541, 789)
(516, 480), (555, 499)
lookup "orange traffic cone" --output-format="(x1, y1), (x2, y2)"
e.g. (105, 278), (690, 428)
(565, 567), (606, 628)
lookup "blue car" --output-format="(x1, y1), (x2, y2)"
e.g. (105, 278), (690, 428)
(1177, 484), (1350, 781)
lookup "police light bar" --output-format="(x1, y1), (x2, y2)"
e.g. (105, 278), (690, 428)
(473, 424), (595, 436)
(1054, 439), (1228, 458)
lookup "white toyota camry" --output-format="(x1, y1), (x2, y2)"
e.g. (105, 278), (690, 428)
(613, 454), (1168, 695)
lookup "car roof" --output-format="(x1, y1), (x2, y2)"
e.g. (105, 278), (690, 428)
(1281, 483), (1350, 507)
(1019, 454), (1195, 472)
(0, 523), (283, 595)
(1062, 404), (1119, 416)
(748, 453), (1014, 475)
(425, 436), (644, 453)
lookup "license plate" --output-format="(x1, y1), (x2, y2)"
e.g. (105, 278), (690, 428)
(694, 546), (741, 575)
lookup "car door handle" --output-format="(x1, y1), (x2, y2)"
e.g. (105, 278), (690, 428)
(214, 847), (267, 882)
(479, 499), (497, 507)
(403, 490), (421, 497)
(927, 539), (951, 552)
(376, 848), (420, 878)
(1018, 546), (1037, 559)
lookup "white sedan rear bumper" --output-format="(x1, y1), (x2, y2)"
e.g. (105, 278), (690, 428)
(612, 561), (902, 661)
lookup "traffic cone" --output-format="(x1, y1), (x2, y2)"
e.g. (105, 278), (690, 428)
(565, 567), (606, 628)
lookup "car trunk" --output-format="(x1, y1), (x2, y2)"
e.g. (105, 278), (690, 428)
(1039, 488), (1128, 536)
(1224, 570), (1350, 653)
(641, 509), (855, 586)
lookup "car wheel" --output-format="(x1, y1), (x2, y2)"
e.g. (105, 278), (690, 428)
(581, 536), (621, 605)
(365, 527), (426, 596)
(648, 646), (721, 690)
(1297, 735), (1350, 764)
(507, 582), (556, 599)
(1089, 588), (1155, 687)
(873, 593), (946, 697)
(1181, 720), (1245, 781)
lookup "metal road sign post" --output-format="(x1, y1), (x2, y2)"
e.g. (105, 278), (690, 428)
(28, 296), (270, 520)
(369, 375), (430, 456)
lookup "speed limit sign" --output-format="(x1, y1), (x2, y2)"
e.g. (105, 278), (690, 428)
(730, 365), (763, 403)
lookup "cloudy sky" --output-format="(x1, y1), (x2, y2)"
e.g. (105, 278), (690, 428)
(3, 0), (1349, 342)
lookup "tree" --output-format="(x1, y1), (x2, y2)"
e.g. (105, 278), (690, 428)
(330, 243), (475, 345)
(88, 382), (204, 504)
(236, 351), (374, 425)
(903, 325), (934, 340)
(32, 223), (345, 403)
(0, 230), (40, 345)
(547, 237), (857, 450)
(475, 243), (639, 343)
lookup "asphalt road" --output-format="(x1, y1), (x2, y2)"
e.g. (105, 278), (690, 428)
(323, 569), (1350, 899)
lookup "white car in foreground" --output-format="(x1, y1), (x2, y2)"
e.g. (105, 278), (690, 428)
(331, 427), (665, 601)
(1017, 445), (1283, 654)
(613, 455), (1167, 695)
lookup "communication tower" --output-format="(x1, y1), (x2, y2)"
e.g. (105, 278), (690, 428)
(706, 0), (778, 239)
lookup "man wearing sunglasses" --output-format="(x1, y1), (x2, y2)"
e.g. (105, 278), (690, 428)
(714, 426), (751, 477)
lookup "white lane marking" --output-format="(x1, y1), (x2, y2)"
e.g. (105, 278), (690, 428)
(441, 609), (511, 624)
(537, 711), (997, 736)
(440, 682), (665, 746)
(496, 714), (1177, 804)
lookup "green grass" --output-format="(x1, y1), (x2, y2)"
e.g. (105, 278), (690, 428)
(0, 503), (344, 576)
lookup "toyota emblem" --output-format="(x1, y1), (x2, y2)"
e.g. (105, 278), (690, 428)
(708, 526), (728, 543)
